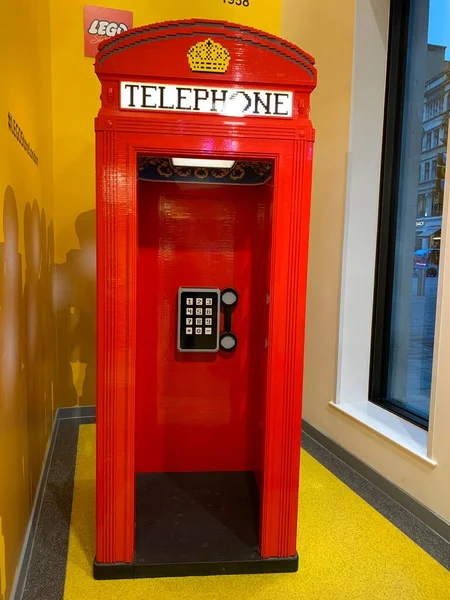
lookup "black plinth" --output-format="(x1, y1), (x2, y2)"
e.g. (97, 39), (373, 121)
(93, 471), (299, 580)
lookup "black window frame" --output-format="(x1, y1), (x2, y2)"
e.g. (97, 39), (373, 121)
(369, 0), (429, 431)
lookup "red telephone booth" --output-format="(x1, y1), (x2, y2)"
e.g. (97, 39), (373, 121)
(94, 19), (316, 579)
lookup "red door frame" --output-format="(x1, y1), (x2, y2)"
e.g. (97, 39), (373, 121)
(95, 19), (316, 565)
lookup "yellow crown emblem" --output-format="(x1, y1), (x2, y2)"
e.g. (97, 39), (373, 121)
(187, 38), (231, 74)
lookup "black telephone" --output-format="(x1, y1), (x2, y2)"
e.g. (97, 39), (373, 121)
(177, 287), (239, 353)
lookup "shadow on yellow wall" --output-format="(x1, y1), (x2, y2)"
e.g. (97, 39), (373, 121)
(0, 186), (96, 599)
(54, 209), (96, 406)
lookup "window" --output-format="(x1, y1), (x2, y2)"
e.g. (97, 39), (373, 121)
(433, 128), (440, 147)
(371, 0), (448, 430)
(417, 194), (426, 216)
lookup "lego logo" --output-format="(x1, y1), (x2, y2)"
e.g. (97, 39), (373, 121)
(88, 19), (128, 38)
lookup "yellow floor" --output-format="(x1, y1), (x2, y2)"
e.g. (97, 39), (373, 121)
(64, 425), (450, 599)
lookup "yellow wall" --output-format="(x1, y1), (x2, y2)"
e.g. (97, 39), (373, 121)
(0, 0), (55, 597)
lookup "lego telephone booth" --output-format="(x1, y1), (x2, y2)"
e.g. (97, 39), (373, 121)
(94, 19), (316, 579)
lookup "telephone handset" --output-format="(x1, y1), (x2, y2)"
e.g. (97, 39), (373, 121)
(219, 288), (238, 352)
(177, 287), (239, 353)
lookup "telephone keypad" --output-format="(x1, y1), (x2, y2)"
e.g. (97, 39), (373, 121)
(178, 287), (220, 352)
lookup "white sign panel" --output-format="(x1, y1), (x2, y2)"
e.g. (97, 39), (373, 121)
(120, 82), (293, 118)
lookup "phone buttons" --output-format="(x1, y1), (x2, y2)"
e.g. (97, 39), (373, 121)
(178, 287), (220, 352)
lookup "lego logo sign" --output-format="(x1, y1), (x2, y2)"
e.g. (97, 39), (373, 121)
(84, 5), (133, 57)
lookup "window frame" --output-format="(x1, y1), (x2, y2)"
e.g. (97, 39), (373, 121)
(369, 0), (429, 431)
(434, 128), (440, 147)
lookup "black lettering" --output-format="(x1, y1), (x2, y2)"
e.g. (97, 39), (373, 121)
(124, 83), (140, 107)
(229, 91), (252, 113)
(8, 113), (39, 166)
(159, 86), (174, 109)
(176, 87), (192, 110)
(141, 85), (157, 108)
(253, 92), (272, 115)
(193, 88), (209, 111)
(211, 89), (227, 112)
(241, 92), (252, 112)
(273, 93), (290, 116)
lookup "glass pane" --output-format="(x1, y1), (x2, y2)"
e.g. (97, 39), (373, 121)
(388, 0), (450, 421)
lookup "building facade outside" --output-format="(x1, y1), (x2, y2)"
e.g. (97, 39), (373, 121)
(416, 44), (448, 271)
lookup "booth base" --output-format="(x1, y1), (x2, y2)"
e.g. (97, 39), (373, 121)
(93, 555), (299, 580)
(93, 471), (299, 580)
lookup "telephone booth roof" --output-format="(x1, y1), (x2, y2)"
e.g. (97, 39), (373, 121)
(95, 19), (317, 120)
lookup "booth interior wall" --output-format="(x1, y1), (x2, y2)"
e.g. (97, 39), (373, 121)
(135, 179), (273, 476)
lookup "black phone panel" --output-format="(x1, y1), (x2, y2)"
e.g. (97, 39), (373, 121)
(177, 287), (220, 352)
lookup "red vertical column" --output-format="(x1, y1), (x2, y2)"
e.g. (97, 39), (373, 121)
(96, 128), (137, 564)
(261, 134), (314, 559)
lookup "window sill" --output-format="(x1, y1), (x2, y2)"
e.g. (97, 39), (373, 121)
(329, 400), (437, 467)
